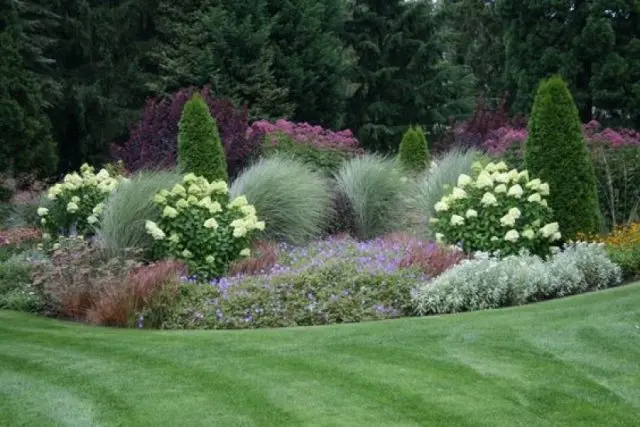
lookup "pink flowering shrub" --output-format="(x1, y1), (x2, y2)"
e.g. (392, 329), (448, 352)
(248, 119), (363, 173)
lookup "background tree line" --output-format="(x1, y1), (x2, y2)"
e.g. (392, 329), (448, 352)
(2, 0), (639, 181)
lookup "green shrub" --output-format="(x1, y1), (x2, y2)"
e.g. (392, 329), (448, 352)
(525, 76), (601, 238)
(398, 125), (429, 174)
(412, 242), (622, 315)
(262, 132), (353, 175)
(38, 164), (123, 242)
(147, 174), (263, 279)
(96, 170), (182, 258)
(0, 254), (33, 296)
(178, 93), (228, 183)
(154, 263), (419, 330)
(408, 148), (480, 236)
(230, 156), (333, 244)
(431, 161), (561, 257)
(0, 254), (42, 312)
(334, 154), (412, 240)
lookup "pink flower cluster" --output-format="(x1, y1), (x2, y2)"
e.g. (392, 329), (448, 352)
(483, 120), (640, 156)
(248, 119), (363, 153)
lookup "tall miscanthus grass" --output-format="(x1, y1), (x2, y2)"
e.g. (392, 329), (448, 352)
(334, 154), (412, 240)
(408, 148), (480, 237)
(230, 155), (333, 244)
(96, 170), (183, 258)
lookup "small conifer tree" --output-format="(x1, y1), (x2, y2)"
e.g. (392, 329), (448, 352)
(178, 93), (228, 182)
(525, 76), (601, 238)
(398, 125), (429, 173)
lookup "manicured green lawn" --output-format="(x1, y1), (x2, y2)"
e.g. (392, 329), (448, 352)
(1, 284), (640, 427)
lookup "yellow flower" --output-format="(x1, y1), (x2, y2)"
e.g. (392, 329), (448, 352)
(163, 206), (179, 218)
(240, 248), (251, 257)
(154, 194), (167, 205)
(37, 207), (49, 217)
(172, 184), (187, 196)
(204, 218), (219, 229)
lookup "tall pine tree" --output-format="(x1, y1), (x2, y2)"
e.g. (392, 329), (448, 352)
(343, 0), (476, 151)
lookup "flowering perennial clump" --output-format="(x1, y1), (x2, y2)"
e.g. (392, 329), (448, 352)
(145, 174), (264, 279)
(38, 164), (124, 241)
(431, 161), (561, 257)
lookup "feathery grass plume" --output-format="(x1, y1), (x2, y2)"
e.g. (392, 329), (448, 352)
(96, 170), (182, 258)
(334, 154), (411, 240)
(230, 155), (333, 244)
(408, 147), (480, 237)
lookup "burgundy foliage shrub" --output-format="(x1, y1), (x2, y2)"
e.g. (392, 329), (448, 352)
(112, 86), (264, 178)
(227, 240), (279, 277)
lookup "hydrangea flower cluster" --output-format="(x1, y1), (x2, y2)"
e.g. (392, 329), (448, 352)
(38, 163), (124, 242)
(145, 173), (264, 280)
(431, 161), (561, 257)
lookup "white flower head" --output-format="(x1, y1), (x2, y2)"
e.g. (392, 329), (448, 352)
(451, 187), (467, 200)
(504, 229), (520, 243)
(522, 229), (535, 240)
(37, 207), (49, 217)
(500, 213), (516, 227)
(240, 248), (251, 257)
(539, 183), (550, 196)
(435, 233), (444, 243)
(494, 184), (507, 194)
(87, 215), (98, 224)
(204, 218), (219, 229)
(528, 193), (542, 203)
(480, 192), (498, 207)
(507, 184), (524, 198)
(457, 174), (472, 188)
(494, 161), (508, 171)
(507, 207), (521, 219)
(476, 171), (494, 189)
(434, 200), (449, 212)
(539, 222), (560, 238)
(145, 220), (165, 240)
(450, 215), (465, 226)
(465, 209), (478, 218)
(205, 255), (215, 264)
(526, 178), (542, 190)
(66, 202), (79, 213)
(163, 206), (179, 218)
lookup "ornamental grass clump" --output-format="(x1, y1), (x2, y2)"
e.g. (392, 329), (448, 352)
(431, 161), (561, 257)
(145, 173), (264, 280)
(37, 163), (124, 242)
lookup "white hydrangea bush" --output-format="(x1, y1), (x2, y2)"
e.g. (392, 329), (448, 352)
(412, 242), (622, 315)
(38, 163), (124, 241)
(431, 160), (561, 257)
(145, 173), (264, 280)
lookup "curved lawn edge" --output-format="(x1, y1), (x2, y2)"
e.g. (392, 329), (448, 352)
(1, 282), (639, 427)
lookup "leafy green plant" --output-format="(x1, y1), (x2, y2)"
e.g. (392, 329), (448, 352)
(407, 147), (480, 236)
(147, 174), (263, 279)
(525, 76), (601, 238)
(37, 164), (124, 242)
(398, 125), (429, 174)
(334, 154), (412, 240)
(96, 170), (182, 258)
(177, 93), (228, 183)
(230, 156), (333, 244)
(412, 242), (622, 315)
(261, 132), (353, 175)
(432, 161), (560, 257)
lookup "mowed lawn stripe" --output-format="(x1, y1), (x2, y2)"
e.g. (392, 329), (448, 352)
(0, 282), (639, 427)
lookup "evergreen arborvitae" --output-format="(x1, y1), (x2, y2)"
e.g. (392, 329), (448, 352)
(525, 76), (601, 238)
(178, 93), (228, 183)
(398, 126), (429, 174)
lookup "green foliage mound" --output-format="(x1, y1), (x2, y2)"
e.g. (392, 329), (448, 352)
(398, 126), (429, 174)
(525, 76), (601, 238)
(230, 155), (333, 244)
(178, 94), (228, 183)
